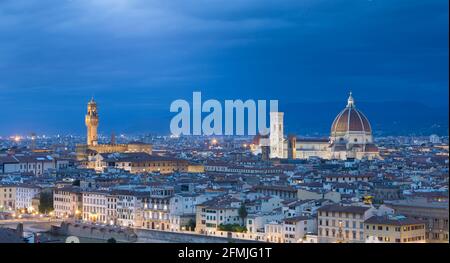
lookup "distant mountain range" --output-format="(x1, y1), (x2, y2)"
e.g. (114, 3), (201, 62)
(282, 101), (449, 136)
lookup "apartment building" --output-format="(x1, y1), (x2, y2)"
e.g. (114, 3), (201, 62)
(246, 212), (284, 236)
(205, 162), (283, 175)
(14, 185), (40, 211)
(364, 215), (426, 243)
(0, 155), (55, 176)
(0, 183), (40, 212)
(264, 222), (284, 243)
(282, 216), (317, 243)
(82, 190), (111, 224)
(90, 152), (200, 174)
(323, 174), (374, 183)
(168, 193), (211, 231)
(386, 198), (449, 243)
(0, 184), (16, 211)
(114, 190), (146, 227)
(195, 196), (242, 235)
(253, 185), (298, 200)
(53, 186), (82, 219)
(141, 186), (174, 230)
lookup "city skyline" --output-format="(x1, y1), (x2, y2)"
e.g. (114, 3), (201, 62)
(0, 0), (448, 247)
(0, 0), (448, 135)
(0, 93), (448, 137)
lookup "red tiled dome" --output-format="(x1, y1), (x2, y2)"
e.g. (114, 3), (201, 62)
(331, 93), (372, 135)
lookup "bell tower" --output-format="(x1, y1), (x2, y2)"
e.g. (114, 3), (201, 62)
(269, 112), (285, 158)
(85, 97), (99, 146)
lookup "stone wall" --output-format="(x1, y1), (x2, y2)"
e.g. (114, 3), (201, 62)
(135, 229), (262, 243)
(51, 222), (263, 243)
(52, 222), (137, 242)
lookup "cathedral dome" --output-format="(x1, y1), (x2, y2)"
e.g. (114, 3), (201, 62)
(331, 93), (372, 136)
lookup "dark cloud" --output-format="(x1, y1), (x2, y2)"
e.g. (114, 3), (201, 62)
(0, 0), (447, 135)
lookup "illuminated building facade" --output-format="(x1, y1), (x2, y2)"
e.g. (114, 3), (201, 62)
(76, 99), (152, 161)
(256, 93), (380, 161)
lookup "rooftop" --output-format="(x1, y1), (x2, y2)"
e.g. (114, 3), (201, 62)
(365, 215), (425, 226)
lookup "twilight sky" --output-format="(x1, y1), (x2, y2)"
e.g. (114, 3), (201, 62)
(0, 0), (448, 135)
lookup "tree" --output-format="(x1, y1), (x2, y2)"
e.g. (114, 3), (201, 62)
(187, 219), (196, 231)
(218, 224), (247, 233)
(38, 191), (53, 214)
(238, 204), (248, 225)
(107, 238), (117, 243)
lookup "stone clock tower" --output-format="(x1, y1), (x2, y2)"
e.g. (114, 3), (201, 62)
(85, 98), (99, 146)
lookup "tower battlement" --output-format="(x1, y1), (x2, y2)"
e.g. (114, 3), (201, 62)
(85, 98), (99, 146)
